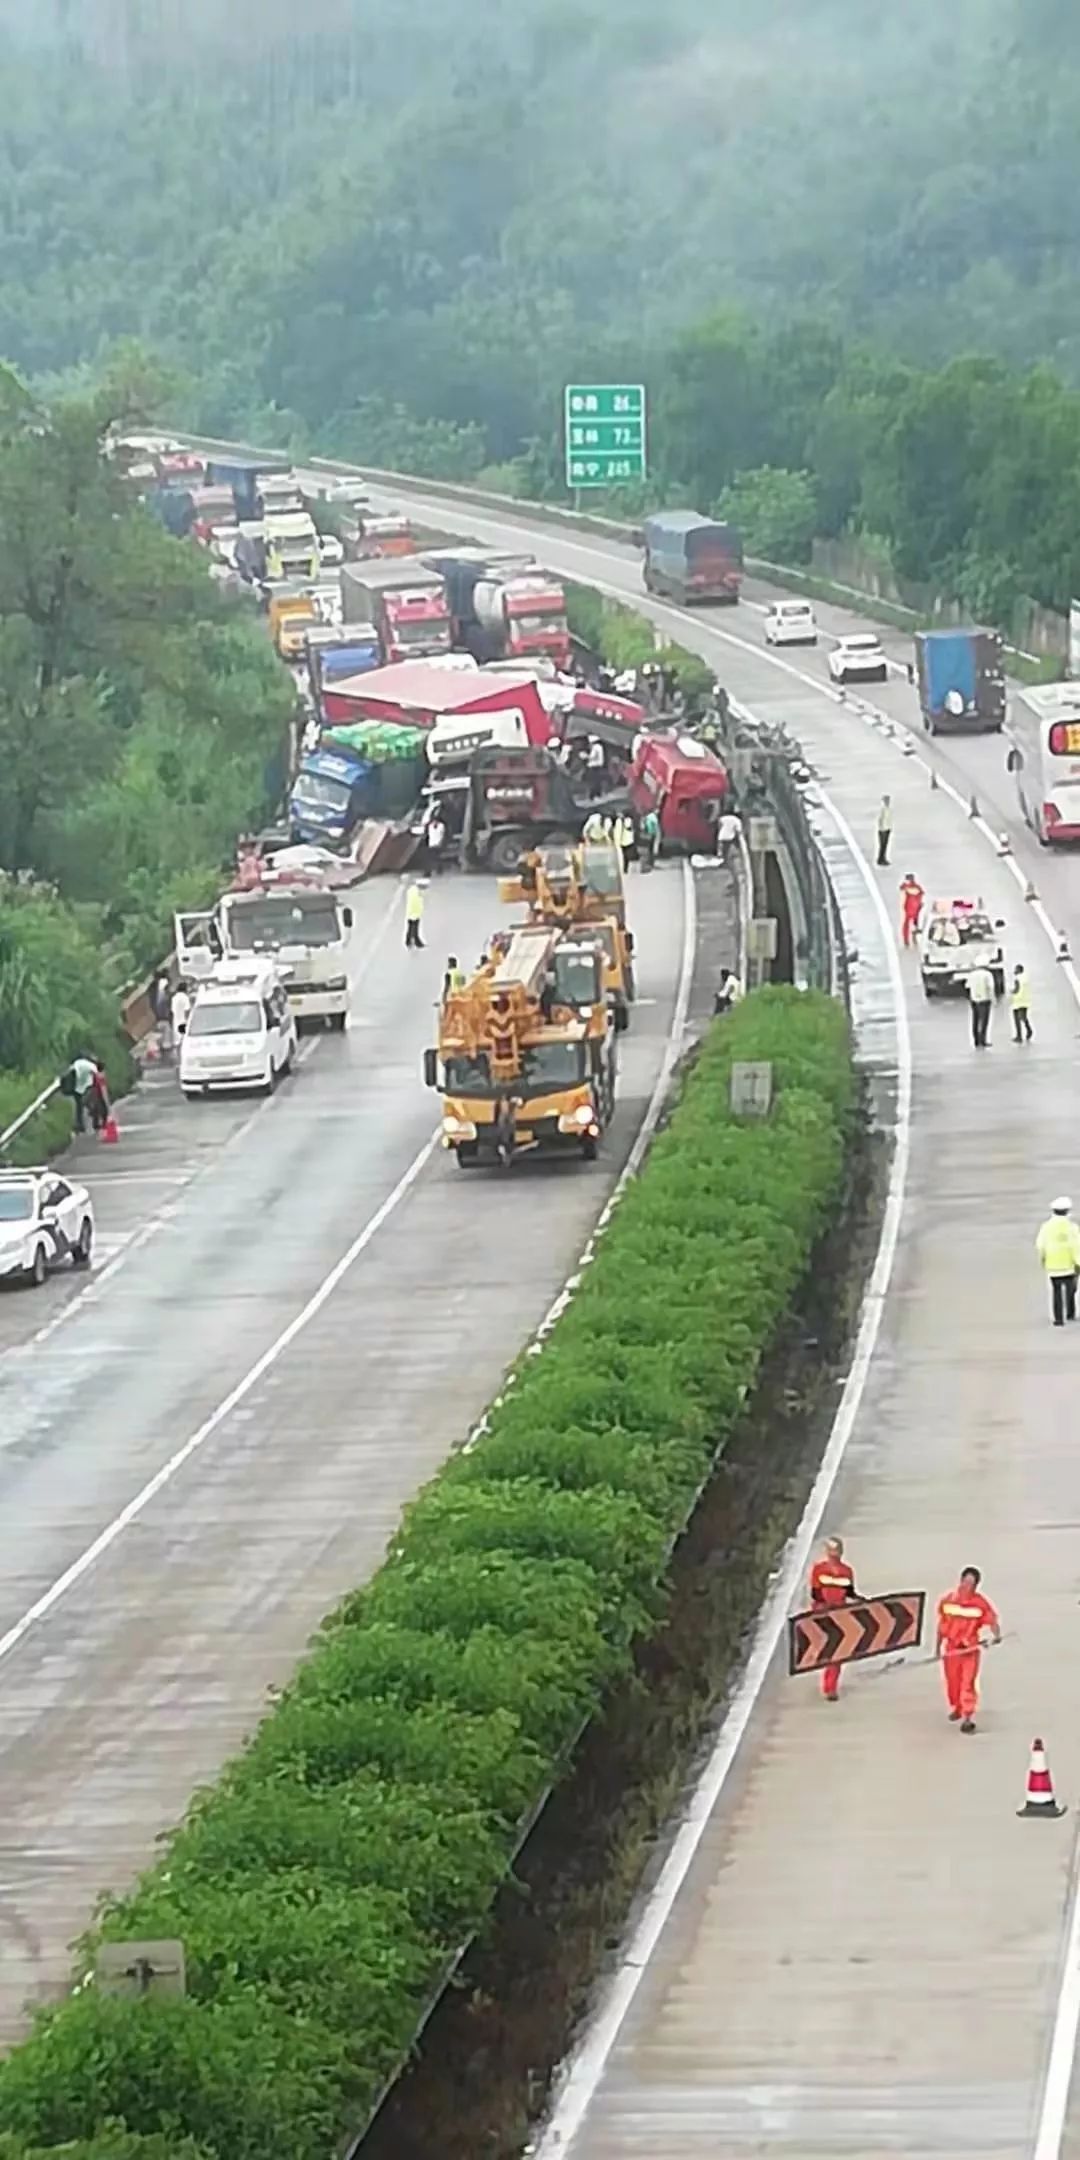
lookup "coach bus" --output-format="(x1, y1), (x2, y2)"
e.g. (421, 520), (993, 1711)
(1006, 681), (1080, 845)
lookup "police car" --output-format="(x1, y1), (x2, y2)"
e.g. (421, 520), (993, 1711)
(918, 897), (1007, 999)
(0, 1168), (95, 1287)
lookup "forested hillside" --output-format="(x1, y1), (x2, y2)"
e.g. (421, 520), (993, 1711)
(2, 0), (1078, 447)
(3, 3), (1080, 630)
(0, 366), (293, 1133)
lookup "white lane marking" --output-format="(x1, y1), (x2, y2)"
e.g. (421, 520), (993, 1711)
(534, 803), (911, 2158)
(1035, 1828), (1080, 2159)
(0, 1128), (439, 1670)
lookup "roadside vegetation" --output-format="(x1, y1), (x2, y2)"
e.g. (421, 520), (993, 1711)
(0, 988), (854, 2160)
(0, 367), (294, 1145)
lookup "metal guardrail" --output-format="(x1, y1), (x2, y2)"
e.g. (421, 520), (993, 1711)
(0, 1080), (61, 1158)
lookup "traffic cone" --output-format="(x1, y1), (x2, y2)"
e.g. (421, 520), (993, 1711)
(100, 1114), (119, 1145)
(1017, 1737), (1066, 1818)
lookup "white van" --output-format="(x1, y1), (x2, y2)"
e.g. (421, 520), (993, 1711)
(764, 599), (818, 647)
(180, 959), (298, 1097)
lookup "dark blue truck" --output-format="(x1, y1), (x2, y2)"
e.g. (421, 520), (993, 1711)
(914, 627), (1005, 734)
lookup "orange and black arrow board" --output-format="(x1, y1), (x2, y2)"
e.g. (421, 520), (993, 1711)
(787, 1591), (925, 1677)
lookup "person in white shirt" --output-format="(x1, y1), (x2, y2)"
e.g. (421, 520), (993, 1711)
(714, 971), (744, 1015)
(966, 964), (994, 1048)
(716, 808), (742, 863)
(171, 983), (192, 1044)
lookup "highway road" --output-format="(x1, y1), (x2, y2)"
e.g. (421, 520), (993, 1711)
(359, 480), (1080, 2160)
(0, 856), (699, 2041)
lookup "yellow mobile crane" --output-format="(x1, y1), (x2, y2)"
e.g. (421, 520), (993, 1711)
(498, 841), (636, 1032)
(423, 921), (617, 1168)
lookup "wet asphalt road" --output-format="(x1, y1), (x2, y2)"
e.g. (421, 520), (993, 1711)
(0, 858), (693, 2037)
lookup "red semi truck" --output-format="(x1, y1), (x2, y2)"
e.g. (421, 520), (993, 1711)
(339, 559), (452, 665)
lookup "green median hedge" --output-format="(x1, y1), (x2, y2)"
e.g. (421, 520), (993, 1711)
(0, 988), (854, 2160)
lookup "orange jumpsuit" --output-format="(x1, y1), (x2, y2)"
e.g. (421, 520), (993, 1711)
(899, 878), (925, 947)
(936, 1585), (999, 1721)
(809, 1553), (857, 1699)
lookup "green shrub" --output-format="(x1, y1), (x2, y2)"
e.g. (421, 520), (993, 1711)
(0, 988), (854, 2160)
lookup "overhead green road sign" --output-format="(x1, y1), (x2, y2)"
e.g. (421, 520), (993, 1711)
(564, 383), (646, 489)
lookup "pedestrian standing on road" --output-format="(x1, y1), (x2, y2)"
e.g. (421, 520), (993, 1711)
(967, 962), (994, 1048)
(586, 735), (606, 796)
(1011, 964), (1033, 1043)
(1035, 1196), (1080, 1326)
(170, 982), (192, 1047)
(809, 1536), (859, 1703)
(614, 812), (634, 874)
(427, 812), (447, 875)
(936, 1567), (1000, 1733)
(150, 971), (172, 1056)
(442, 955), (465, 1005)
(640, 806), (660, 871)
(876, 795), (893, 867)
(404, 880), (425, 950)
(899, 872), (924, 947)
(64, 1053), (98, 1136)
(89, 1059), (110, 1133)
(716, 806), (742, 865)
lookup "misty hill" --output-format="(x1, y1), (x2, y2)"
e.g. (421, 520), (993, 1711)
(2, 0), (1078, 449)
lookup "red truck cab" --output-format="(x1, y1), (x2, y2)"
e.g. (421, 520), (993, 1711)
(630, 731), (730, 851)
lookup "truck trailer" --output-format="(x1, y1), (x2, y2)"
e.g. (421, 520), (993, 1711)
(914, 627), (1005, 735)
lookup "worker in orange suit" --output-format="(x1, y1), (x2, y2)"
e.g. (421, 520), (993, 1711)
(936, 1567), (1001, 1733)
(899, 873), (925, 947)
(808, 1535), (859, 1702)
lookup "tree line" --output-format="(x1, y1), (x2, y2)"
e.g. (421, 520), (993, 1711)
(0, 365), (293, 1130)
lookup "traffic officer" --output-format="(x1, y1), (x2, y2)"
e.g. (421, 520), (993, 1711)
(1011, 963), (1033, 1043)
(935, 1567), (1001, 1732)
(808, 1535), (859, 1702)
(1035, 1196), (1080, 1326)
(898, 872), (924, 947)
(404, 881), (425, 950)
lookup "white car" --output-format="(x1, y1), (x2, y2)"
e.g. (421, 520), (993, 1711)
(321, 477), (370, 509)
(318, 534), (345, 568)
(180, 960), (298, 1096)
(829, 631), (888, 684)
(0, 1169), (94, 1287)
(764, 599), (818, 646)
(919, 899), (1007, 1000)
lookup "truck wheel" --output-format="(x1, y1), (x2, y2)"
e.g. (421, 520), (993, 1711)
(455, 1143), (479, 1170)
(329, 1012), (347, 1033)
(489, 833), (526, 875)
(580, 1136), (598, 1162)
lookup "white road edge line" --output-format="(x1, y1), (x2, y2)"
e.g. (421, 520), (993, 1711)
(533, 794), (912, 2158)
(0, 1128), (440, 1671)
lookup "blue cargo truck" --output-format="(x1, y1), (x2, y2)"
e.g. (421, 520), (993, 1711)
(914, 627), (1005, 734)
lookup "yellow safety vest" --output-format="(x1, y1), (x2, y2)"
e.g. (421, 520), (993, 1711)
(1037, 1216), (1080, 1275)
(1011, 977), (1031, 1010)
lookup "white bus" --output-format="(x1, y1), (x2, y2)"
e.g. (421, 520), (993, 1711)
(1006, 681), (1080, 845)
